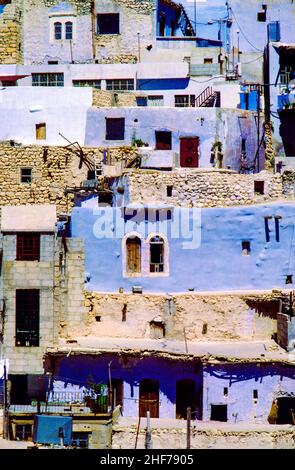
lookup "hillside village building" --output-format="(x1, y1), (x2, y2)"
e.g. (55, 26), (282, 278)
(0, 0), (294, 449)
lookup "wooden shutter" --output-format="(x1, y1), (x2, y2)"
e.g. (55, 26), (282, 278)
(126, 237), (141, 273)
(36, 123), (46, 140)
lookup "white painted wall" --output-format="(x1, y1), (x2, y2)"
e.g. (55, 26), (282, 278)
(0, 86), (92, 145)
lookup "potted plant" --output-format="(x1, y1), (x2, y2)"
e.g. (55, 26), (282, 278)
(84, 375), (108, 413)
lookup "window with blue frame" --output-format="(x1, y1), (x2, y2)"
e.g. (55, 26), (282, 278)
(71, 432), (90, 448)
(65, 21), (73, 40)
(54, 22), (62, 40)
(32, 73), (64, 87)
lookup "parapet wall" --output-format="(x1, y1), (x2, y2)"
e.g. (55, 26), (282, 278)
(124, 169), (287, 207)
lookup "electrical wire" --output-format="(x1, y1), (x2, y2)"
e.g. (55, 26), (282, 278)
(228, 4), (264, 52)
(189, 75), (225, 83)
(241, 54), (264, 65)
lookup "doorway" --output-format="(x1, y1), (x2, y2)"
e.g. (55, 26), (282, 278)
(176, 379), (198, 419)
(276, 397), (295, 424)
(139, 379), (159, 418)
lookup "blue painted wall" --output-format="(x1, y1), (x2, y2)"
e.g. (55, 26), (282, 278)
(49, 355), (295, 422)
(70, 202), (295, 293)
(49, 354), (202, 419)
(203, 363), (295, 423)
(137, 78), (190, 91)
(157, 1), (182, 37)
(183, 0), (295, 51)
(84, 107), (263, 171)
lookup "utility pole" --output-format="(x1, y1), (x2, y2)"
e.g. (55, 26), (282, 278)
(194, 0), (197, 35)
(145, 411), (152, 449)
(257, 85), (261, 173)
(137, 32), (141, 63)
(3, 361), (7, 439)
(183, 327), (188, 353)
(186, 407), (191, 449)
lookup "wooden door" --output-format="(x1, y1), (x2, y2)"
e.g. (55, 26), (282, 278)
(126, 237), (141, 273)
(139, 379), (159, 418)
(180, 137), (199, 167)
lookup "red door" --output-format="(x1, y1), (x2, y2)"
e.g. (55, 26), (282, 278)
(180, 137), (199, 167)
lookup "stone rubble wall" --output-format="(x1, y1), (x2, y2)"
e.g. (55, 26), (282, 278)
(0, 144), (137, 214)
(65, 291), (285, 342)
(94, 1), (154, 63)
(92, 89), (137, 107)
(0, 2), (22, 64)
(125, 169), (287, 207)
(112, 423), (295, 449)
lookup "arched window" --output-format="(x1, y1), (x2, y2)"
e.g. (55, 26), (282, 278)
(149, 236), (164, 272)
(65, 21), (73, 40)
(126, 236), (141, 273)
(54, 22), (62, 40)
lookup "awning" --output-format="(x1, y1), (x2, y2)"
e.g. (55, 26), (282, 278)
(0, 74), (29, 82)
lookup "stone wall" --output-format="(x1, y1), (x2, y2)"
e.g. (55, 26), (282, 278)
(112, 420), (295, 449)
(67, 291), (285, 343)
(0, 144), (137, 214)
(0, 2), (22, 64)
(92, 89), (137, 107)
(22, 0), (93, 64)
(120, 169), (287, 208)
(2, 233), (58, 374)
(94, 0), (155, 63)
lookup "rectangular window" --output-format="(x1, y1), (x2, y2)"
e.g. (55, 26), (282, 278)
(254, 180), (264, 195)
(71, 432), (90, 449)
(147, 95), (164, 106)
(253, 390), (258, 400)
(32, 73), (64, 87)
(1, 80), (16, 86)
(36, 123), (46, 140)
(241, 138), (246, 153)
(242, 241), (251, 255)
(223, 387), (228, 397)
(15, 425), (32, 441)
(155, 131), (172, 150)
(15, 289), (40, 347)
(105, 118), (125, 140)
(20, 168), (32, 184)
(73, 79), (101, 89)
(204, 58), (213, 64)
(97, 13), (120, 34)
(16, 233), (40, 261)
(175, 95), (195, 107)
(106, 79), (134, 91)
(210, 404), (227, 422)
(167, 186), (173, 197)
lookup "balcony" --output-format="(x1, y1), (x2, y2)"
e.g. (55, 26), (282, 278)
(9, 390), (110, 416)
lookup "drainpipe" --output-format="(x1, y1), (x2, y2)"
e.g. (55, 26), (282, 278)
(91, 1), (96, 61)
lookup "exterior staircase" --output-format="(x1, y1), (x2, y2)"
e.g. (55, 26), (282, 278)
(178, 3), (195, 36)
(195, 86), (219, 107)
